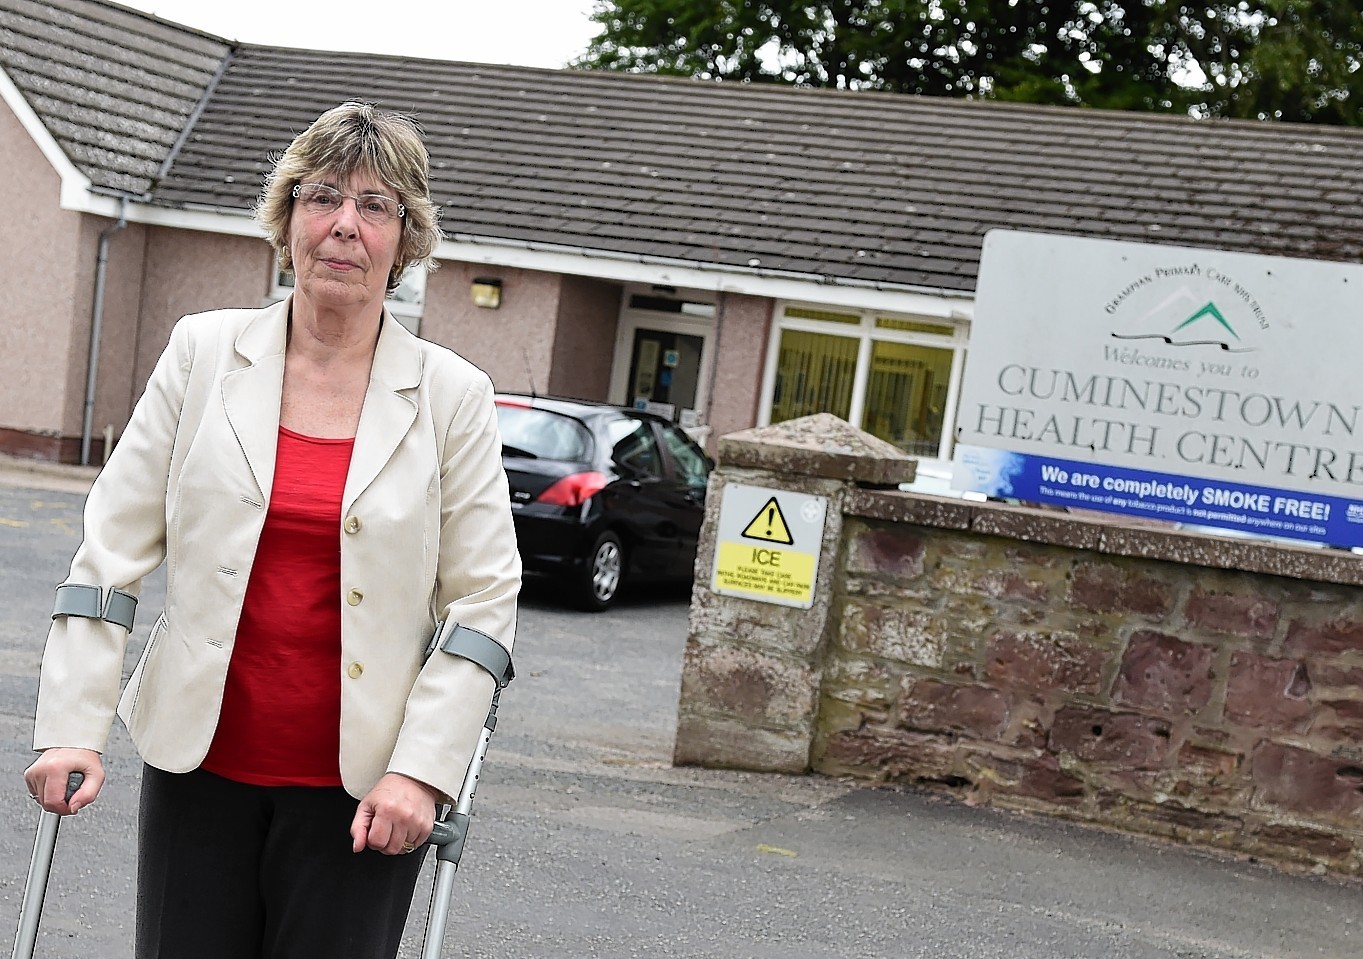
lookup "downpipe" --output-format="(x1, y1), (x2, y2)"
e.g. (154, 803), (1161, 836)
(80, 198), (129, 466)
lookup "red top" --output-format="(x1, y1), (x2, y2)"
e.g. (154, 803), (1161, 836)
(200, 427), (355, 787)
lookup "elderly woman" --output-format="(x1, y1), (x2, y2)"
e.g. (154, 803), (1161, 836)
(23, 101), (520, 958)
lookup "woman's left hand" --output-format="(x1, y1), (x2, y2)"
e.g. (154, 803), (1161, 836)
(350, 773), (440, 855)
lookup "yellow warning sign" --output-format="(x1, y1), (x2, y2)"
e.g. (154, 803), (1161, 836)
(713, 542), (816, 605)
(712, 483), (827, 609)
(740, 497), (794, 545)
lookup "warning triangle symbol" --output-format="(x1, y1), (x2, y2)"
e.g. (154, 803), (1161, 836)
(741, 496), (795, 545)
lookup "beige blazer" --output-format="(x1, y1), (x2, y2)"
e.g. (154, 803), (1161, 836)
(34, 299), (521, 800)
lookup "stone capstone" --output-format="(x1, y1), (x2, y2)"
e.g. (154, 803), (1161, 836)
(718, 413), (916, 486)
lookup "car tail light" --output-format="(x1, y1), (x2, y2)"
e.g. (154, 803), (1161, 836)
(536, 471), (608, 507)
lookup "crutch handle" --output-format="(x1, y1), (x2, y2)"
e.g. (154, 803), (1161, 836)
(425, 814), (470, 865)
(426, 819), (459, 847)
(11, 772), (87, 959)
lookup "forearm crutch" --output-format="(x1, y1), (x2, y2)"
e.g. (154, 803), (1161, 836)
(418, 625), (514, 959)
(420, 688), (503, 959)
(11, 773), (83, 959)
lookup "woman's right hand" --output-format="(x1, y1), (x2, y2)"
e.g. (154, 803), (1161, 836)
(24, 747), (105, 815)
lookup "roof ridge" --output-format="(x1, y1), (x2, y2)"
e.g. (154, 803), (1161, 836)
(229, 43), (1363, 141)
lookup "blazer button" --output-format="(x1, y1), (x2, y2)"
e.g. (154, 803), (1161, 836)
(344, 516), (362, 534)
(347, 588), (364, 606)
(348, 662), (364, 679)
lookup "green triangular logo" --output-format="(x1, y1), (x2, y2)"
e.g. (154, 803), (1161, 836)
(1172, 302), (1238, 340)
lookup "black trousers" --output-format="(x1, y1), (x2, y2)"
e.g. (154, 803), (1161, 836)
(136, 765), (428, 959)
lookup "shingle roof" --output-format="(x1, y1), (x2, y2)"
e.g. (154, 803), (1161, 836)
(5, 0), (1363, 294)
(0, 0), (229, 195)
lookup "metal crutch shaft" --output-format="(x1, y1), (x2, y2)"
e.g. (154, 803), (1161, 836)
(419, 692), (500, 959)
(11, 772), (84, 959)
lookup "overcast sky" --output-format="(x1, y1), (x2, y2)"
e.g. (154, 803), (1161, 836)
(118, 0), (602, 68)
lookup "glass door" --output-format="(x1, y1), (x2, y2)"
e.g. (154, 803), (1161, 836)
(609, 289), (715, 435)
(626, 329), (704, 420)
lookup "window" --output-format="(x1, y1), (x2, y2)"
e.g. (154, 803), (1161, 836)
(660, 425), (712, 487)
(785, 306), (860, 325)
(771, 329), (858, 423)
(763, 303), (968, 463)
(627, 294), (715, 317)
(386, 266), (427, 315)
(270, 257), (426, 334)
(494, 405), (592, 461)
(864, 340), (954, 457)
(605, 419), (662, 479)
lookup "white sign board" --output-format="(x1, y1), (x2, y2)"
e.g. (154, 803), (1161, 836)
(954, 230), (1363, 546)
(711, 484), (828, 608)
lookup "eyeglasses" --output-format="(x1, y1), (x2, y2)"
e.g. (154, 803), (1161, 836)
(291, 183), (406, 225)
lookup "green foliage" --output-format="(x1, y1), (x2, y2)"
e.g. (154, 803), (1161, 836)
(1227, 0), (1363, 124)
(575, 0), (1363, 124)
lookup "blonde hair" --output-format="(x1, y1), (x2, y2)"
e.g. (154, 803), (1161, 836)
(256, 100), (443, 293)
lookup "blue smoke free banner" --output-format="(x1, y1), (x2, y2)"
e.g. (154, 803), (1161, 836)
(954, 445), (1363, 548)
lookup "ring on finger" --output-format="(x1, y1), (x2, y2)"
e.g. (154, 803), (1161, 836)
(400, 841), (417, 854)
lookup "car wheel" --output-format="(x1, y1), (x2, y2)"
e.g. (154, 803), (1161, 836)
(574, 530), (624, 611)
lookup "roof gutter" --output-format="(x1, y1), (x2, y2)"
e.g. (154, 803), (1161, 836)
(62, 184), (980, 318)
(81, 197), (130, 466)
(444, 229), (976, 303)
(53, 197), (974, 311)
(96, 193), (977, 309)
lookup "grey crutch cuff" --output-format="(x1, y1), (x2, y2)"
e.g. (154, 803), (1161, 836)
(52, 584), (138, 632)
(432, 621), (514, 688)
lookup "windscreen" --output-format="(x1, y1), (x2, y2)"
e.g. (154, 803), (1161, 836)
(495, 405), (593, 462)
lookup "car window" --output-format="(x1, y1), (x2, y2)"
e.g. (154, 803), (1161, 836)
(661, 426), (711, 487)
(604, 418), (662, 478)
(495, 405), (592, 461)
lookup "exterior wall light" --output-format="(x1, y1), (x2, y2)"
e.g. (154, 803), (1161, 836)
(471, 277), (502, 309)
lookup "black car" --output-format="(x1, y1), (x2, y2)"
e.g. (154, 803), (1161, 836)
(494, 393), (714, 610)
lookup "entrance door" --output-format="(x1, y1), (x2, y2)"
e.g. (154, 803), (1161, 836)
(609, 290), (715, 436)
(626, 329), (704, 420)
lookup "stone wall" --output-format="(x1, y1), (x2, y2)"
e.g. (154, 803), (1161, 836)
(676, 416), (1363, 878)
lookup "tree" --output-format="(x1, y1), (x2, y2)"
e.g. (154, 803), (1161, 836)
(1225, 0), (1363, 124)
(574, 1), (1363, 125)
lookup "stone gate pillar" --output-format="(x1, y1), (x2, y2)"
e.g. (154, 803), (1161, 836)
(674, 413), (916, 772)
